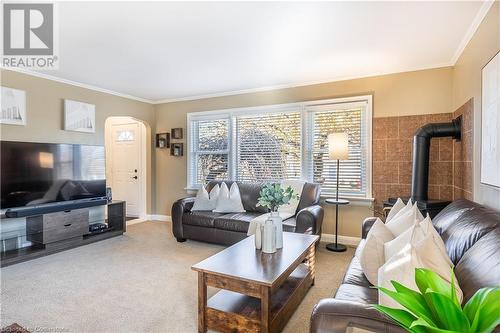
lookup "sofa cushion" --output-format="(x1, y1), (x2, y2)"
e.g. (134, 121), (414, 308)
(214, 212), (262, 232)
(182, 211), (225, 228)
(433, 200), (500, 264)
(334, 283), (378, 305)
(342, 256), (372, 287)
(455, 228), (500, 303)
(432, 199), (474, 235)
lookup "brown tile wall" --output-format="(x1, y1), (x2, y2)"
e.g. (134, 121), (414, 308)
(372, 99), (473, 211)
(452, 99), (474, 200)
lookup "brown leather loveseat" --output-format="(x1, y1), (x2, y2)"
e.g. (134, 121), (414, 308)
(310, 199), (500, 333)
(172, 180), (324, 246)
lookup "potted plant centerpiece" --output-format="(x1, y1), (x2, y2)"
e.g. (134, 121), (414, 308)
(374, 268), (500, 333)
(256, 184), (298, 252)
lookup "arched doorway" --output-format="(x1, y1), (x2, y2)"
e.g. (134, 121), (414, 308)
(105, 116), (149, 221)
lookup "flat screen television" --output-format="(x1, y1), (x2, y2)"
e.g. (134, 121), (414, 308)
(1, 141), (106, 214)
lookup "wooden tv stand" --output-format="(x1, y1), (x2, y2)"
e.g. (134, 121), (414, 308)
(0, 200), (126, 267)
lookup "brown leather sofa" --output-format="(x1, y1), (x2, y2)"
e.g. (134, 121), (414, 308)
(172, 180), (324, 245)
(310, 199), (500, 333)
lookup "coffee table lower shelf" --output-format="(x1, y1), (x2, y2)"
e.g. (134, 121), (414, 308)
(205, 264), (312, 333)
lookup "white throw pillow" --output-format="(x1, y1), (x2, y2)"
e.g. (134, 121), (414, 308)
(385, 203), (423, 237)
(419, 214), (452, 266)
(384, 214), (451, 265)
(389, 199), (413, 222)
(213, 182), (245, 213)
(378, 236), (462, 309)
(192, 184), (220, 211)
(384, 211), (425, 261)
(359, 218), (395, 285)
(414, 202), (425, 221)
(386, 198), (405, 222)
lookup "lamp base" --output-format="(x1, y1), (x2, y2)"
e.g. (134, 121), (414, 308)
(326, 243), (347, 252)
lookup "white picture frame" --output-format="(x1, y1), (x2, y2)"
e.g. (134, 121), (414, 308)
(64, 99), (96, 133)
(480, 51), (500, 188)
(1, 86), (26, 125)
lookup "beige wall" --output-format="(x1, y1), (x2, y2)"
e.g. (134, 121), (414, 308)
(154, 67), (454, 237)
(0, 70), (156, 214)
(4, 0), (497, 236)
(452, 1), (500, 210)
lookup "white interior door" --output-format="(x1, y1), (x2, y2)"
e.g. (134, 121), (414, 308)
(110, 122), (141, 217)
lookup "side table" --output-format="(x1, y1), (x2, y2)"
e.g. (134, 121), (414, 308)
(325, 198), (350, 252)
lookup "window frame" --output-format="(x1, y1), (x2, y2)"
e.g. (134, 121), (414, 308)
(186, 95), (373, 200)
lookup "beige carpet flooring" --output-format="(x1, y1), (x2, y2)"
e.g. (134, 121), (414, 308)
(1, 221), (354, 333)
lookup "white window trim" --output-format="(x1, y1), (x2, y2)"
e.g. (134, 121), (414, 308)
(186, 95), (373, 199)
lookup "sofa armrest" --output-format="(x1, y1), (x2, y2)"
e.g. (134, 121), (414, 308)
(310, 298), (404, 333)
(296, 205), (324, 235)
(362, 217), (378, 239)
(171, 197), (195, 240)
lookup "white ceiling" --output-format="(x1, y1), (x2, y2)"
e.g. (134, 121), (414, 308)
(34, 1), (491, 103)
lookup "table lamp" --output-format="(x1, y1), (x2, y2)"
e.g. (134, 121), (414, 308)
(326, 132), (349, 252)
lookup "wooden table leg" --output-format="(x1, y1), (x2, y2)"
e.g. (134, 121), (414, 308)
(198, 271), (207, 333)
(260, 285), (271, 333)
(306, 244), (316, 286)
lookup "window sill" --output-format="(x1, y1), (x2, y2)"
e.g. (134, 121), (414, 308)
(320, 196), (374, 207)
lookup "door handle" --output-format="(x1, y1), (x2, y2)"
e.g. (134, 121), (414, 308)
(132, 176), (138, 179)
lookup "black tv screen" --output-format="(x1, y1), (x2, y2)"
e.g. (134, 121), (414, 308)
(1, 141), (106, 209)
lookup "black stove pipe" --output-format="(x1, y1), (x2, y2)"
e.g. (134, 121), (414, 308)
(411, 116), (462, 202)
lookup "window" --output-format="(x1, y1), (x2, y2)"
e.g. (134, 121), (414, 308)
(189, 117), (230, 184)
(236, 112), (301, 182)
(187, 96), (372, 198)
(116, 130), (134, 141)
(306, 104), (368, 197)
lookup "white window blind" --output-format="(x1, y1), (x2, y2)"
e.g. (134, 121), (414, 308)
(306, 104), (368, 197)
(190, 118), (230, 185)
(236, 112), (301, 182)
(187, 96), (372, 198)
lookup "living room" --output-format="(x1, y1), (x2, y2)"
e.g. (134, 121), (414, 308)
(1, 1), (499, 333)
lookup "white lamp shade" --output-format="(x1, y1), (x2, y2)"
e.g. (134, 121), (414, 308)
(328, 132), (349, 160)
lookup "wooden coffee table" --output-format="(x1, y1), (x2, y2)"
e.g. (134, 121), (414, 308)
(192, 232), (319, 333)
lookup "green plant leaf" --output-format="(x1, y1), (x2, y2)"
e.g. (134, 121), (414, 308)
(422, 290), (470, 332)
(377, 286), (436, 326)
(373, 305), (428, 333)
(410, 317), (459, 333)
(463, 287), (500, 333)
(390, 281), (439, 325)
(415, 268), (453, 298)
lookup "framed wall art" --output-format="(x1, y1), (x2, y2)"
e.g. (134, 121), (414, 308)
(64, 99), (96, 133)
(171, 128), (183, 139)
(171, 143), (183, 156)
(1, 86), (26, 125)
(480, 51), (500, 188)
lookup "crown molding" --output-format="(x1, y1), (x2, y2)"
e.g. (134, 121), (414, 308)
(152, 62), (454, 104)
(450, 0), (494, 65)
(3, 62), (455, 106)
(1, 67), (154, 104)
(2, 1), (491, 106)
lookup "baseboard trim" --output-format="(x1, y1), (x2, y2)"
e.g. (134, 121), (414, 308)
(321, 233), (361, 247)
(139, 217), (360, 245)
(146, 215), (171, 222)
(127, 218), (146, 226)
